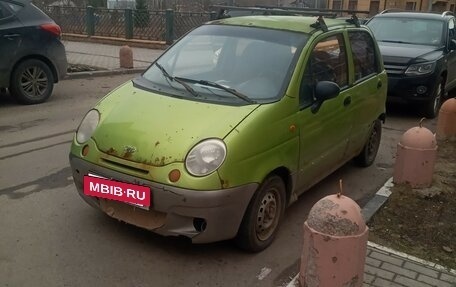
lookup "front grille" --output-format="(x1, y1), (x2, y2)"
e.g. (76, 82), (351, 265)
(384, 64), (407, 75)
(100, 158), (149, 175)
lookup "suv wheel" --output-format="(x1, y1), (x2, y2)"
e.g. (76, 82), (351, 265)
(424, 77), (444, 119)
(10, 59), (54, 105)
(235, 175), (286, 252)
(354, 119), (382, 167)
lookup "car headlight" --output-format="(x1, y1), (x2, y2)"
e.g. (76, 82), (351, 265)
(405, 62), (436, 76)
(76, 109), (100, 144)
(185, 139), (226, 176)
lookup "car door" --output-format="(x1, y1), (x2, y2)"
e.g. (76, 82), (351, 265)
(295, 32), (354, 193)
(345, 29), (386, 158)
(0, 0), (23, 87)
(445, 18), (456, 90)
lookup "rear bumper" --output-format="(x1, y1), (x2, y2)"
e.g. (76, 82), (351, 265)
(69, 155), (258, 243)
(46, 39), (67, 81)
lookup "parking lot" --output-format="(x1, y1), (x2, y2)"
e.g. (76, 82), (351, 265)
(0, 74), (439, 286)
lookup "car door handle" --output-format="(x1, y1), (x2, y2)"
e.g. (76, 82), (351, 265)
(377, 80), (382, 89)
(3, 34), (20, 39)
(343, 96), (351, 107)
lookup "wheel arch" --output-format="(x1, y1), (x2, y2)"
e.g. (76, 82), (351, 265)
(9, 55), (58, 85)
(264, 166), (294, 206)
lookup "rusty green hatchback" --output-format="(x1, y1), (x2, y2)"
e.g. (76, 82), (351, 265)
(70, 13), (387, 252)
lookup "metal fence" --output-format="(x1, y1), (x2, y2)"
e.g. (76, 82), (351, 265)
(43, 5), (214, 43)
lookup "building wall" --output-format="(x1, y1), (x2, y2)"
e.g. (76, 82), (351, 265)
(326, 0), (455, 15)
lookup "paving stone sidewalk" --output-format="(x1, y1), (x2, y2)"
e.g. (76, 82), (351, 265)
(64, 41), (163, 70)
(287, 242), (456, 287)
(364, 242), (456, 287)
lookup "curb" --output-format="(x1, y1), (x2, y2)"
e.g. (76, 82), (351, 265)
(284, 177), (395, 287)
(64, 68), (146, 80)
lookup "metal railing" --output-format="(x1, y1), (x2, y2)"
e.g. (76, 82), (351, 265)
(42, 5), (214, 43)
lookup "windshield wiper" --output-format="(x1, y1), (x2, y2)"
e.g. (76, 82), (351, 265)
(154, 62), (200, 98)
(175, 77), (256, 104)
(379, 40), (414, 44)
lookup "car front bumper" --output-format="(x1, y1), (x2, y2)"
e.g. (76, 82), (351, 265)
(69, 154), (258, 243)
(387, 72), (439, 103)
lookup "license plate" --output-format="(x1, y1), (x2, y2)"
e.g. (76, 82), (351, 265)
(83, 174), (151, 210)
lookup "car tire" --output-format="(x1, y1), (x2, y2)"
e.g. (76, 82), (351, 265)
(235, 175), (286, 252)
(10, 59), (54, 105)
(424, 77), (444, 119)
(354, 119), (382, 167)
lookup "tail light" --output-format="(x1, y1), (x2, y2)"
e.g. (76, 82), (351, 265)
(40, 23), (62, 37)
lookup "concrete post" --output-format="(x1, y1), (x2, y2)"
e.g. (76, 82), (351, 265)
(393, 121), (437, 188)
(125, 9), (133, 39)
(299, 194), (368, 287)
(86, 6), (95, 36)
(165, 9), (174, 45)
(119, 46), (133, 69)
(436, 98), (456, 141)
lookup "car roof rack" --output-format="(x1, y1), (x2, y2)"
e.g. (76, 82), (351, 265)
(211, 5), (369, 32)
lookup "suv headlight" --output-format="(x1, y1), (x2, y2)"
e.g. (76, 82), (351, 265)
(185, 139), (226, 176)
(405, 62), (436, 76)
(76, 109), (100, 144)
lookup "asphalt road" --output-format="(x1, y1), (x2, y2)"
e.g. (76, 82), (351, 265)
(0, 74), (438, 287)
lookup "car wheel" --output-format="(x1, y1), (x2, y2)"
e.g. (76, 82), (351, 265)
(235, 175), (286, 252)
(424, 77), (443, 119)
(10, 59), (54, 105)
(354, 119), (382, 167)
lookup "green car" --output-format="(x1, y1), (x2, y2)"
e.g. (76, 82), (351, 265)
(70, 14), (387, 252)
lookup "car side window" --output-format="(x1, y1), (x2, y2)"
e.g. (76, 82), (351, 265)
(300, 34), (348, 108)
(449, 18), (455, 40)
(0, 2), (12, 19)
(6, 2), (21, 12)
(348, 31), (378, 82)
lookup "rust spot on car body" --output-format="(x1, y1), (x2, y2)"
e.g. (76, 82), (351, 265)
(107, 147), (117, 155)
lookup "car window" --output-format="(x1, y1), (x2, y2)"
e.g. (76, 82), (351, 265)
(300, 34), (348, 108)
(6, 2), (22, 12)
(348, 31), (378, 82)
(368, 17), (444, 46)
(449, 18), (455, 40)
(0, 2), (13, 19)
(142, 25), (308, 104)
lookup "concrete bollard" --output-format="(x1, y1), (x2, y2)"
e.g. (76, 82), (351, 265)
(393, 121), (437, 188)
(119, 45), (133, 69)
(299, 193), (368, 287)
(436, 98), (456, 141)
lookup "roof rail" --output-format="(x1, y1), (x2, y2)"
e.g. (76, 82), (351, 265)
(211, 5), (337, 19)
(379, 9), (406, 14)
(442, 11), (454, 17)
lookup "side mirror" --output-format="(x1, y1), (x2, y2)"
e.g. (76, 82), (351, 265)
(450, 39), (456, 51)
(311, 81), (340, 113)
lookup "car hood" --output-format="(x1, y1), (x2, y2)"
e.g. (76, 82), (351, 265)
(378, 42), (443, 64)
(92, 81), (259, 166)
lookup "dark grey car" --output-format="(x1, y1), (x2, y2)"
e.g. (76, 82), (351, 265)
(0, 0), (67, 104)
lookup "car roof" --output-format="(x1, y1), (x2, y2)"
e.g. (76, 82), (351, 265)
(373, 11), (453, 21)
(210, 15), (361, 34)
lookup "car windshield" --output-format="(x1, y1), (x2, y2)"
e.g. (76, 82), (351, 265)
(139, 24), (308, 104)
(368, 17), (444, 46)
